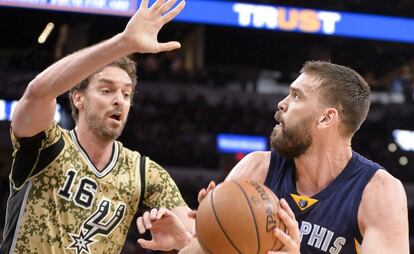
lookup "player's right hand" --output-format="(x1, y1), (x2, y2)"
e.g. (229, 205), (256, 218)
(198, 181), (216, 203)
(268, 199), (301, 254)
(187, 181), (216, 221)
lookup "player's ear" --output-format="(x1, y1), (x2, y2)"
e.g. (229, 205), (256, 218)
(72, 91), (84, 109)
(317, 108), (338, 129)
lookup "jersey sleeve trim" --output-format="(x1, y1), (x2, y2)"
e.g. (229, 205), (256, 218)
(138, 155), (147, 209)
(10, 127), (64, 190)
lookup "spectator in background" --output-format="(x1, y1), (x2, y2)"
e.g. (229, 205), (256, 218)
(400, 65), (414, 104)
(391, 65), (414, 103)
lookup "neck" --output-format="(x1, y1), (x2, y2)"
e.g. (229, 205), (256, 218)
(74, 124), (114, 172)
(293, 139), (352, 197)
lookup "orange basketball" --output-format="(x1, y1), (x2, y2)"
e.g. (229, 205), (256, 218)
(195, 180), (285, 254)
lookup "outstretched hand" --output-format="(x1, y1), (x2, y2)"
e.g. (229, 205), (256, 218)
(137, 208), (192, 251)
(122, 0), (185, 53)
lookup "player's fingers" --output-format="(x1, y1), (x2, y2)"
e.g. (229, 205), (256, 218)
(198, 181), (216, 203)
(142, 210), (152, 229)
(136, 217), (146, 234)
(198, 188), (207, 203)
(278, 208), (300, 241)
(207, 181), (216, 192)
(156, 207), (169, 219)
(161, 0), (185, 24)
(137, 238), (158, 250)
(156, 41), (181, 52)
(150, 208), (158, 220)
(160, 0), (177, 14)
(273, 227), (299, 252)
(139, 0), (149, 9)
(150, 0), (165, 11)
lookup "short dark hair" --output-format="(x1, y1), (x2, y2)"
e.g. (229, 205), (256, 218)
(301, 61), (370, 136)
(68, 56), (137, 122)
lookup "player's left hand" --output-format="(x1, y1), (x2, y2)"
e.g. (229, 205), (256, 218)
(122, 0), (185, 53)
(268, 199), (301, 254)
(137, 207), (192, 251)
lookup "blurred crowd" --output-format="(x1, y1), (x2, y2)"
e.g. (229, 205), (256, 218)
(254, 0), (414, 18)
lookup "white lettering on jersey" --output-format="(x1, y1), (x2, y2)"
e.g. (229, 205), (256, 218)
(329, 237), (346, 254)
(299, 220), (346, 253)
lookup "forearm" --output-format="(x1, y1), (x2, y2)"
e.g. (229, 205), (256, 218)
(178, 238), (204, 254)
(28, 33), (133, 100)
(171, 206), (195, 234)
(12, 33), (134, 137)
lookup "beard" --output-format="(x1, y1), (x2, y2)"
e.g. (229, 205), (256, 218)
(270, 112), (313, 158)
(84, 103), (125, 142)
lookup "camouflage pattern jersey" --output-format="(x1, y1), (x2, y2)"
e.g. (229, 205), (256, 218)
(0, 121), (186, 254)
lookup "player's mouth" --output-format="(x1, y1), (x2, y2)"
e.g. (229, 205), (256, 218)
(275, 120), (283, 128)
(274, 111), (284, 128)
(275, 116), (284, 128)
(109, 112), (122, 122)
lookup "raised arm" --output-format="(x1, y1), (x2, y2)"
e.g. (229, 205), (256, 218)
(359, 170), (409, 254)
(11, 0), (185, 138)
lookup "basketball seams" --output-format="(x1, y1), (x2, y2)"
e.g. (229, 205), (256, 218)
(211, 184), (243, 254)
(195, 216), (214, 254)
(233, 181), (261, 254)
(268, 190), (282, 250)
(198, 181), (281, 254)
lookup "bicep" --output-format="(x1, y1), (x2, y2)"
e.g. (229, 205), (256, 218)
(362, 225), (408, 254)
(360, 172), (409, 254)
(11, 94), (56, 138)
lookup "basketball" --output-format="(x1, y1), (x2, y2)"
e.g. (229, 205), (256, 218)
(195, 180), (285, 254)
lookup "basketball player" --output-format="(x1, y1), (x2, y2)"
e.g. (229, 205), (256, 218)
(180, 61), (409, 254)
(0, 0), (194, 253)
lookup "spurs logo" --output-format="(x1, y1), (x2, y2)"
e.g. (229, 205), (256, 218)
(67, 199), (126, 254)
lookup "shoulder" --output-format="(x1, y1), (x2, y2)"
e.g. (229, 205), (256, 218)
(238, 151), (272, 168)
(143, 157), (172, 180)
(364, 169), (406, 204)
(358, 169), (407, 234)
(116, 142), (142, 160)
(226, 151), (271, 183)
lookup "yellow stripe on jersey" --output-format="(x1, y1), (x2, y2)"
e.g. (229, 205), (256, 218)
(355, 238), (361, 254)
(290, 194), (318, 211)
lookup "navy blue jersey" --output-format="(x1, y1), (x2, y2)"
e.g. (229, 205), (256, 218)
(264, 151), (380, 254)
